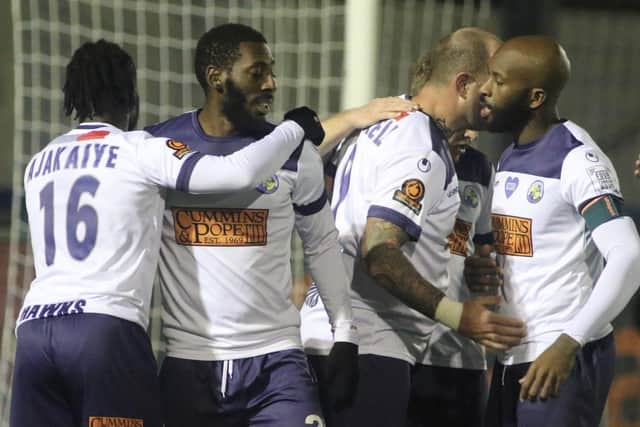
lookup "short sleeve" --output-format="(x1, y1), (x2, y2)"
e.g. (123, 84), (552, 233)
(560, 146), (623, 210)
(367, 118), (446, 241)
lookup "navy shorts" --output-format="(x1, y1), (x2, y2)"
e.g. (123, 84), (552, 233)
(407, 364), (486, 427)
(10, 313), (162, 427)
(485, 333), (615, 427)
(160, 348), (324, 427)
(308, 353), (412, 427)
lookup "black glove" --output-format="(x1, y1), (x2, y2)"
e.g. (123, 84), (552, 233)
(325, 341), (359, 412)
(283, 106), (325, 146)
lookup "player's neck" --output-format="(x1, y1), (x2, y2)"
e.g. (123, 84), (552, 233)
(515, 106), (562, 146)
(413, 87), (458, 138)
(88, 114), (127, 131)
(198, 102), (236, 137)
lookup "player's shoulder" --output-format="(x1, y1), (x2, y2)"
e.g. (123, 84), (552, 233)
(283, 140), (320, 174)
(456, 146), (493, 187)
(560, 121), (615, 172)
(377, 110), (444, 152)
(119, 129), (154, 143)
(144, 110), (196, 137)
(498, 120), (587, 179)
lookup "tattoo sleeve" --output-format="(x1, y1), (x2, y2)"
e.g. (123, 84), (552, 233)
(361, 217), (446, 319)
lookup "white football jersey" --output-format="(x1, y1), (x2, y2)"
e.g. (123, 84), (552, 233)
(19, 121), (305, 331)
(492, 120), (618, 365)
(301, 109), (460, 363)
(146, 111), (354, 361)
(419, 147), (494, 370)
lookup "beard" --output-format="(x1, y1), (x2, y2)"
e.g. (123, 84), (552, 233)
(222, 79), (274, 138)
(485, 90), (532, 133)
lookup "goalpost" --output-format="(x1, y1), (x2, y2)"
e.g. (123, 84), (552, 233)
(1, 1), (495, 424)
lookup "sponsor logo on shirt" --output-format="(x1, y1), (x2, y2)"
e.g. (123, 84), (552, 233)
(505, 176), (519, 198)
(492, 214), (533, 257)
(256, 175), (279, 194)
(448, 218), (472, 256)
(393, 179), (425, 214)
(172, 208), (268, 246)
(527, 180), (544, 203)
(89, 417), (143, 427)
(586, 165), (618, 194)
(462, 185), (479, 208)
(166, 139), (191, 159)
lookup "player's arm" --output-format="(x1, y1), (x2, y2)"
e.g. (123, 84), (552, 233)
(293, 143), (358, 411)
(318, 97), (417, 159)
(519, 203), (640, 401)
(635, 155), (640, 177)
(140, 107), (324, 193)
(360, 217), (524, 350)
(520, 151), (640, 401)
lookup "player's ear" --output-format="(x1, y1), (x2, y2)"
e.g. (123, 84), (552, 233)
(454, 72), (472, 99)
(206, 66), (225, 94)
(528, 88), (546, 109)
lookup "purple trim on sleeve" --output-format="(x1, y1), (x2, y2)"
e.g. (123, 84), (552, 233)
(473, 232), (495, 245)
(294, 192), (328, 216)
(176, 153), (205, 192)
(367, 205), (421, 241)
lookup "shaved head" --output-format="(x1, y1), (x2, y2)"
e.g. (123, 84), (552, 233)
(480, 35), (572, 135)
(411, 27), (502, 94)
(494, 35), (571, 102)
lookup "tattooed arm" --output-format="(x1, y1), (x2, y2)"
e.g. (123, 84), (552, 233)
(361, 217), (526, 350)
(361, 218), (445, 318)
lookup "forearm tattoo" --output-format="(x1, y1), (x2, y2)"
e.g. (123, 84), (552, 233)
(362, 218), (445, 319)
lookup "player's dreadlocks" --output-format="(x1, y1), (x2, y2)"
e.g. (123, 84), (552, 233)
(194, 23), (267, 94)
(63, 39), (137, 123)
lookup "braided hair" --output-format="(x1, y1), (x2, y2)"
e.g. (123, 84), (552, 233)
(63, 39), (137, 123)
(194, 23), (267, 94)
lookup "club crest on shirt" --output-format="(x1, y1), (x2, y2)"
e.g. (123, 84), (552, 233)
(166, 139), (191, 159)
(256, 175), (279, 194)
(462, 185), (479, 208)
(417, 158), (431, 173)
(393, 179), (425, 214)
(304, 283), (321, 308)
(505, 176), (519, 198)
(527, 180), (544, 204)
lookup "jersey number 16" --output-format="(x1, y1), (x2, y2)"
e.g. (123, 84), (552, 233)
(39, 175), (100, 266)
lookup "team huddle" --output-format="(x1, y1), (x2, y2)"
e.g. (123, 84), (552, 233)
(10, 22), (640, 427)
